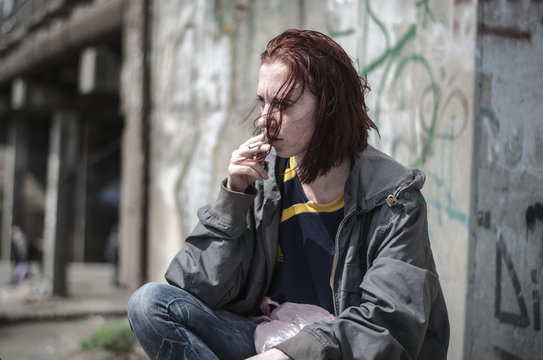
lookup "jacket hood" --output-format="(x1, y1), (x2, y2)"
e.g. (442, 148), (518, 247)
(344, 145), (426, 214)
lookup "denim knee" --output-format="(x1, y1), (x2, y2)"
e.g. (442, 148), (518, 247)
(127, 282), (163, 330)
(127, 282), (197, 328)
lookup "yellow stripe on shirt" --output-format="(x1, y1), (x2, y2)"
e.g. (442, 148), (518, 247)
(281, 194), (345, 223)
(283, 157), (297, 182)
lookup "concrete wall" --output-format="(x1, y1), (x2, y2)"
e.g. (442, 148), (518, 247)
(119, 0), (147, 290)
(146, 1), (478, 358)
(146, 0), (316, 283)
(466, 0), (543, 359)
(327, 2), (477, 359)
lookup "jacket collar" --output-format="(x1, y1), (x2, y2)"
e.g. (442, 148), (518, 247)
(268, 146), (425, 214)
(345, 145), (426, 214)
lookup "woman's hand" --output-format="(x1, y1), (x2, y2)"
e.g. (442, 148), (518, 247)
(245, 348), (291, 360)
(227, 133), (271, 193)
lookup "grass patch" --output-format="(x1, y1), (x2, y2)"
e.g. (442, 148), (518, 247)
(81, 318), (136, 354)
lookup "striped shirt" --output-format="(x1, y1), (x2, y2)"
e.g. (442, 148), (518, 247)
(267, 157), (344, 313)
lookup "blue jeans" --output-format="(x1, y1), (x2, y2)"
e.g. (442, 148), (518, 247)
(127, 282), (258, 360)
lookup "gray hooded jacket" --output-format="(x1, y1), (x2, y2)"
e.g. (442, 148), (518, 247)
(165, 146), (450, 359)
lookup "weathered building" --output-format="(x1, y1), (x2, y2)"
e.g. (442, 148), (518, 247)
(0, 0), (124, 295)
(0, 0), (541, 359)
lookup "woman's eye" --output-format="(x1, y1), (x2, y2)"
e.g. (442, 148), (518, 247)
(256, 96), (265, 109)
(278, 100), (292, 108)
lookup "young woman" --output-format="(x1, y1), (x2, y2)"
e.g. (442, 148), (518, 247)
(128, 29), (449, 360)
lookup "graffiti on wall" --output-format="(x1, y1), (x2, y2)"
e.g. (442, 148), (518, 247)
(477, 98), (542, 358)
(488, 208), (542, 360)
(474, 0), (543, 357)
(325, 0), (472, 237)
(325, 0), (542, 358)
(525, 202), (543, 335)
(323, 4), (476, 357)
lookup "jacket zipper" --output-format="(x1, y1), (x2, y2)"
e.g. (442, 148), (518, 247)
(330, 207), (357, 316)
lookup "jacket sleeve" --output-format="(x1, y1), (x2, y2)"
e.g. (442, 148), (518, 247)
(164, 179), (258, 310)
(275, 191), (444, 359)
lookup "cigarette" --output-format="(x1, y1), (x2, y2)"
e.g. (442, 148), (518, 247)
(248, 140), (268, 149)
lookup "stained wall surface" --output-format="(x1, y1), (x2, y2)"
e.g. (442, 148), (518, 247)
(326, 2), (477, 359)
(146, 0), (311, 284)
(467, 0), (543, 359)
(146, 1), (477, 359)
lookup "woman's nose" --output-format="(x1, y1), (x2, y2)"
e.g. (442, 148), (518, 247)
(257, 112), (268, 129)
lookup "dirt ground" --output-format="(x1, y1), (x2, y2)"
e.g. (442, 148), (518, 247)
(0, 260), (139, 360)
(0, 316), (146, 360)
(0, 317), (105, 360)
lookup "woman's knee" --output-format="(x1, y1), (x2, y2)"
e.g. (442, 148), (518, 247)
(127, 282), (196, 326)
(127, 282), (168, 327)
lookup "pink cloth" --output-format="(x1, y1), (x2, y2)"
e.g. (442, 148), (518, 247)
(251, 297), (335, 353)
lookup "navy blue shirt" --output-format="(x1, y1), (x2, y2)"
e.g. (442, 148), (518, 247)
(267, 157), (344, 314)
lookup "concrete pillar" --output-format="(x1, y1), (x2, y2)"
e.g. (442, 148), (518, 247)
(1, 117), (28, 261)
(72, 122), (88, 262)
(11, 77), (63, 110)
(1, 121), (16, 261)
(43, 111), (79, 296)
(75, 44), (121, 262)
(11, 78), (27, 109)
(466, 0), (543, 358)
(79, 46), (120, 95)
(0, 94), (8, 115)
(119, 0), (149, 290)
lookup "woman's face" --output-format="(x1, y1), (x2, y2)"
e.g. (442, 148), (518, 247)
(256, 61), (317, 160)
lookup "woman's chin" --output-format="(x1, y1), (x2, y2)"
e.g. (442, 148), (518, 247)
(274, 148), (304, 160)
(272, 147), (288, 158)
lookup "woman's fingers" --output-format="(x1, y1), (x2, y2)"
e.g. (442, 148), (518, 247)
(227, 135), (271, 192)
(240, 134), (269, 159)
(229, 154), (269, 181)
(229, 164), (268, 182)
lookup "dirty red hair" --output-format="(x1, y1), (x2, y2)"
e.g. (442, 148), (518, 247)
(260, 29), (378, 184)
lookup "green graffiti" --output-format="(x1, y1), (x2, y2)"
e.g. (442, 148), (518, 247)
(360, 25), (416, 129)
(427, 197), (469, 229)
(480, 107), (500, 130)
(362, 25), (415, 75)
(393, 54), (438, 168)
(365, 0), (391, 51)
(325, 0), (467, 229)
(361, 0), (412, 75)
(325, 11), (356, 37)
(425, 124), (469, 229)
(322, 1), (436, 167)
(415, 0), (437, 28)
(357, 1), (438, 166)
